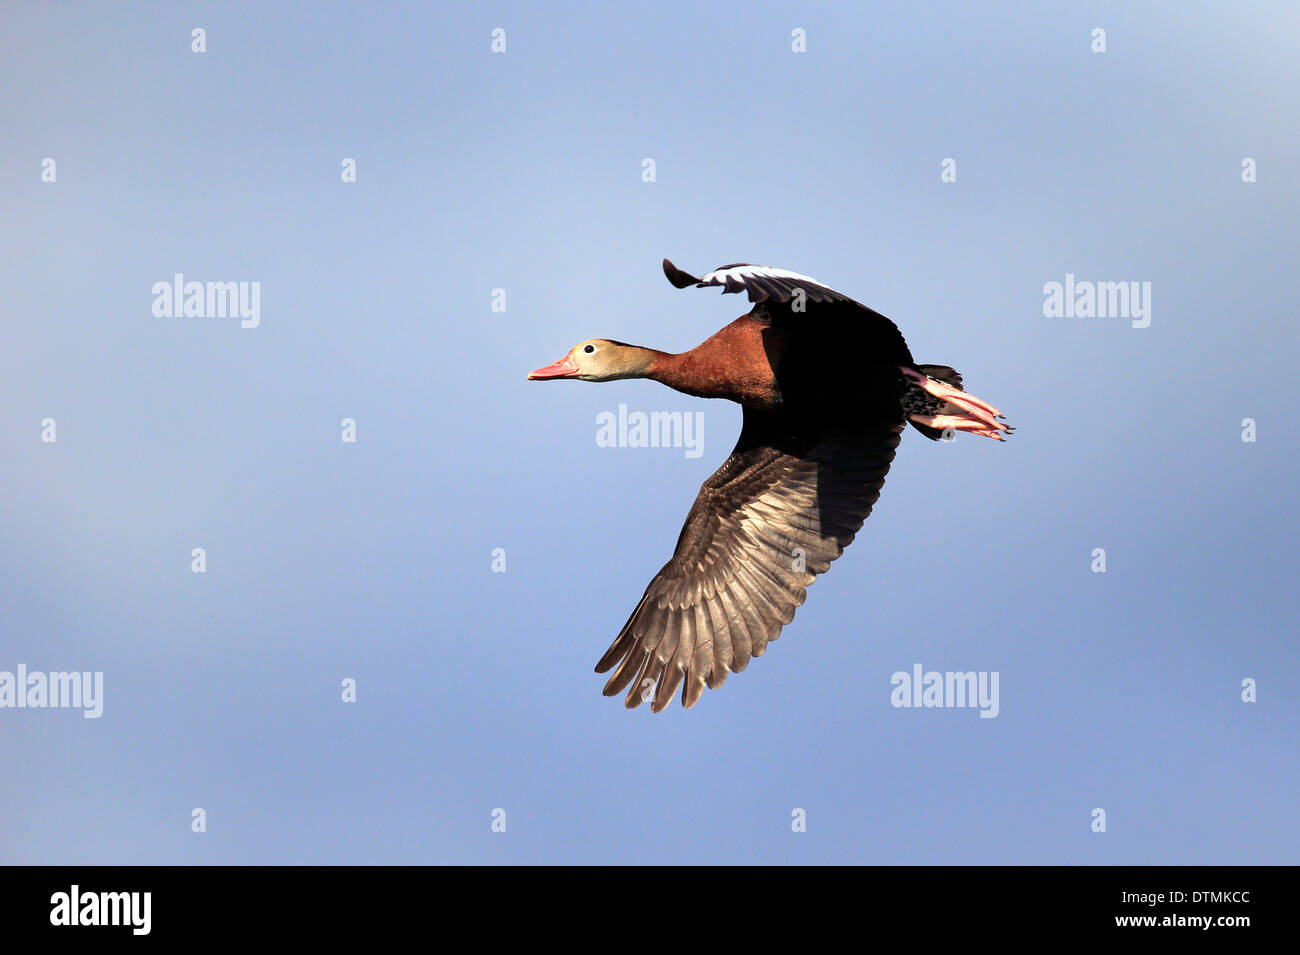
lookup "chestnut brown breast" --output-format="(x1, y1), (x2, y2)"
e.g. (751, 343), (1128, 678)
(648, 315), (787, 412)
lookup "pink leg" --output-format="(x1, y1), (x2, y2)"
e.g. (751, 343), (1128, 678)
(899, 366), (1013, 441)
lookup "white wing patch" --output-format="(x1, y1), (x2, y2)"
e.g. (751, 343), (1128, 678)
(694, 264), (852, 305)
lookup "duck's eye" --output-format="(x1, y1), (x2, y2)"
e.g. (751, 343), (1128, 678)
(583, 344), (596, 354)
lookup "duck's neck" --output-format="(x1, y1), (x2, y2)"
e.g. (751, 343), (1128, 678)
(602, 345), (669, 382)
(646, 349), (712, 398)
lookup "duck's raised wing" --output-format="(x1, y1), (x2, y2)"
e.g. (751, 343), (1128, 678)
(595, 410), (904, 712)
(663, 258), (857, 306)
(662, 258), (914, 364)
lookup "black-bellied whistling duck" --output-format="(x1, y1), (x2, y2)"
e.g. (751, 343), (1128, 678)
(529, 259), (1012, 713)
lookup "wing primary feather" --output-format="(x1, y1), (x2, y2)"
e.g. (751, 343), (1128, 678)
(597, 416), (903, 711)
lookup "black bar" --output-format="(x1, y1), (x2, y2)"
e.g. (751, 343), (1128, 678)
(0, 865), (1281, 940)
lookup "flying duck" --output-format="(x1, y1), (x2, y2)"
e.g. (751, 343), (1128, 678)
(529, 259), (1012, 712)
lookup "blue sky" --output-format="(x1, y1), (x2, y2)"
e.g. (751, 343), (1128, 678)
(1, 1), (1296, 864)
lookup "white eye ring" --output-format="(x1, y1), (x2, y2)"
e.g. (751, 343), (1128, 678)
(582, 343), (596, 354)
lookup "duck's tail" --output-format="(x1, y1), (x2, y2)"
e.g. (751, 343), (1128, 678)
(900, 364), (1014, 441)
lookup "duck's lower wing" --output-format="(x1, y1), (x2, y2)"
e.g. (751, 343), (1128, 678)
(595, 411), (904, 712)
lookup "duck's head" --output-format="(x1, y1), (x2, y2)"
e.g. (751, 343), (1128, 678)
(527, 339), (655, 382)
